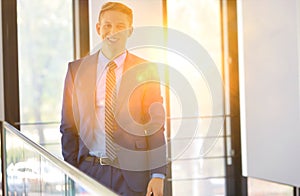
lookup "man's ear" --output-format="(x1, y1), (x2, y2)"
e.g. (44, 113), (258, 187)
(128, 26), (133, 37)
(96, 22), (101, 35)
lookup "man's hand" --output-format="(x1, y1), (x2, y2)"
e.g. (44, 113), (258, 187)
(146, 178), (164, 196)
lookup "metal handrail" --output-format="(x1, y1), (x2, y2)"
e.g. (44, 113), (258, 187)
(1, 121), (117, 196)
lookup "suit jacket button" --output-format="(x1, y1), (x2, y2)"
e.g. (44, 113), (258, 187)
(144, 130), (148, 136)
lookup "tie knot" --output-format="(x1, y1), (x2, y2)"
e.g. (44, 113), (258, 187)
(108, 61), (117, 71)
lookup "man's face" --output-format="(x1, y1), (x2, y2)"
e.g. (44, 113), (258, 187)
(96, 10), (132, 51)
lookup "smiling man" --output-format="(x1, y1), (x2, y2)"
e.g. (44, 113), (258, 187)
(97, 4), (132, 59)
(60, 2), (166, 196)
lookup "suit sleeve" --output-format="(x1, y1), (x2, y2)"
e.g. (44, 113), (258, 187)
(142, 64), (167, 175)
(60, 63), (79, 167)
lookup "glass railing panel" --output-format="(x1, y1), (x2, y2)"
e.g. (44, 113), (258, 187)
(19, 122), (62, 159)
(2, 121), (117, 196)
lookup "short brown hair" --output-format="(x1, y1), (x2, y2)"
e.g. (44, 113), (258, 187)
(98, 2), (133, 26)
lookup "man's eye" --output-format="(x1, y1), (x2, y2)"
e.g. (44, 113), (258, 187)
(117, 25), (126, 30)
(104, 24), (111, 28)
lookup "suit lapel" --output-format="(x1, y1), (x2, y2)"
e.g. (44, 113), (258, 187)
(74, 52), (99, 133)
(75, 51), (98, 101)
(115, 53), (142, 116)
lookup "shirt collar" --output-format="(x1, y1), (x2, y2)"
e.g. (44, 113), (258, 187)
(98, 51), (127, 68)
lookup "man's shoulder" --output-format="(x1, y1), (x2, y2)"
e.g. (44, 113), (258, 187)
(125, 52), (159, 79)
(126, 52), (148, 64)
(70, 52), (98, 65)
(68, 52), (98, 70)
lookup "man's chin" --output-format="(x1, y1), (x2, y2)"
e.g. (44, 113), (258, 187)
(104, 40), (125, 49)
(102, 44), (126, 57)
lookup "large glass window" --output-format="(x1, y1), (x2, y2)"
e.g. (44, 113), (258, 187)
(17, 0), (73, 156)
(167, 0), (224, 195)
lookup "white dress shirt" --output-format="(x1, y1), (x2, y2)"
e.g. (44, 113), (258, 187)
(89, 51), (126, 157)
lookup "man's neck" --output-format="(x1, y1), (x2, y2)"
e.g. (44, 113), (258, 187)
(101, 47), (126, 60)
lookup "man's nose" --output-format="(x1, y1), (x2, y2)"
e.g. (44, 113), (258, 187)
(109, 26), (118, 35)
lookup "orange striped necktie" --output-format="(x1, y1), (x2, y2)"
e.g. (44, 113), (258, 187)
(105, 61), (117, 160)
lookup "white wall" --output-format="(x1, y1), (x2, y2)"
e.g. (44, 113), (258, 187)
(238, 0), (300, 186)
(0, 1), (4, 121)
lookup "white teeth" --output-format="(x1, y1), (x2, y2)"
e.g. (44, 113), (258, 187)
(108, 37), (118, 42)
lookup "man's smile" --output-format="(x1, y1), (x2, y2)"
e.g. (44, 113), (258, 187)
(106, 36), (119, 43)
